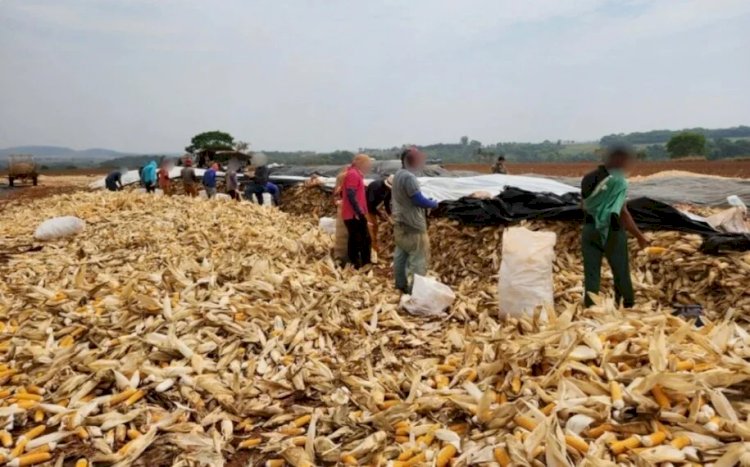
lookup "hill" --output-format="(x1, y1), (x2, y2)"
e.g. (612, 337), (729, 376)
(0, 146), (135, 161)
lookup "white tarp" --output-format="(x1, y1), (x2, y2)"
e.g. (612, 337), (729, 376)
(92, 171), (577, 202)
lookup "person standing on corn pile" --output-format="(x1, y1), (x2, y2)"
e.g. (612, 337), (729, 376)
(202, 163), (218, 198)
(141, 160), (158, 193)
(365, 174), (393, 257)
(392, 147), (439, 293)
(342, 154), (374, 268)
(581, 145), (649, 308)
(158, 160), (172, 195)
(181, 158), (199, 197)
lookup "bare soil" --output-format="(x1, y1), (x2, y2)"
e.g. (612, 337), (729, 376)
(445, 159), (750, 178)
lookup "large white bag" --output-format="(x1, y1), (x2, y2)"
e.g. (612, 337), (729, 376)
(318, 217), (336, 235)
(706, 195), (748, 234)
(400, 275), (456, 317)
(498, 227), (556, 318)
(34, 216), (86, 241)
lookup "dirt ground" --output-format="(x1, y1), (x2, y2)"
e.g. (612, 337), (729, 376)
(446, 159), (750, 178)
(0, 173), (99, 210)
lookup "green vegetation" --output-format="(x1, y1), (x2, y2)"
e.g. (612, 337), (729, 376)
(185, 131), (235, 154)
(667, 132), (707, 159)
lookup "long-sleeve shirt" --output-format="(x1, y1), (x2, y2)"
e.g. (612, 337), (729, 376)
(202, 168), (217, 188)
(392, 168), (436, 232)
(341, 166), (367, 220)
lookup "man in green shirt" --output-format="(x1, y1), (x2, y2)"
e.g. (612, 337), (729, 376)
(581, 146), (649, 308)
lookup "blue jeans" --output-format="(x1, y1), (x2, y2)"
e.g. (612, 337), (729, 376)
(246, 182), (280, 205)
(393, 224), (430, 293)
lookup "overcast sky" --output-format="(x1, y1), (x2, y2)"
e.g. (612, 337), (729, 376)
(1, 0), (749, 153)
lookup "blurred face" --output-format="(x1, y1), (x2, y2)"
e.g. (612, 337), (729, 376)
(359, 158), (373, 174)
(413, 150), (427, 169)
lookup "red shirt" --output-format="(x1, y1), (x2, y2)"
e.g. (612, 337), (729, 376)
(341, 166), (368, 220)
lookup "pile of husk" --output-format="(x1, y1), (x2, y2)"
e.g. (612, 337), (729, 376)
(1, 192), (750, 466)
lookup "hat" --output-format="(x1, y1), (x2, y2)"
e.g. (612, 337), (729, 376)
(385, 175), (394, 188)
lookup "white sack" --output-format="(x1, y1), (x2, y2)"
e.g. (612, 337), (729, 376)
(400, 275), (455, 317)
(498, 227), (556, 318)
(318, 217), (336, 235)
(706, 195), (748, 234)
(34, 216), (86, 241)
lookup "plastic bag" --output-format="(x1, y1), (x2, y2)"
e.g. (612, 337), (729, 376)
(34, 216), (86, 241)
(400, 275), (455, 317)
(498, 227), (556, 318)
(706, 195), (748, 234)
(318, 217), (336, 235)
(333, 206), (348, 261)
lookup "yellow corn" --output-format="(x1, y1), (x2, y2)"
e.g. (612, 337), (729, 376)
(59, 335), (75, 348)
(541, 402), (556, 415)
(652, 385), (670, 409)
(675, 359), (695, 371)
(641, 431), (666, 447)
(494, 447), (511, 467)
(610, 381), (624, 409)
(394, 435), (409, 444)
(10, 438), (28, 458)
(416, 431), (435, 447)
(395, 452), (425, 467)
(511, 374), (521, 394)
(0, 430), (12, 447)
(75, 427), (89, 439)
(75, 460), (88, 467)
(116, 439), (137, 456)
(265, 460), (285, 467)
(464, 369), (477, 382)
(609, 435), (641, 454)
(436, 444), (457, 467)
(16, 400), (37, 410)
(25, 385), (44, 395)
(0, 369), (19, 379)
(290, 436), (307, 446)
(23, 425), (45, 441)
(565, 433), (589, 453)
(0, 389), (11, 399)
(671, 435), (692, 449)
(33, 410), (44, 423)
(448, 423), (468, 435)
(123, 389), (146, 407)
(437, 364), (456, 373)
(15, 393), (42, 402)
(12, 452), (52, 466)
(127, 429), (141, 440)
(109, 388), (136, 406)
(278, 427), (305, 436)
(705, 416), (722, 431)
(496, 392), (508, 404)
(238, 437), (262, 449)
(379, 400), (399, 409)
(340, 454), (358, 465)
(395, 426), (410, 436)
(513, 415), (537, 431)
(393, 420), (410, 430)
(693, 362), (713, 372)
(292, 414), (311, 428)
(435, 375), (449, 389)
(397, 449), (418, 461)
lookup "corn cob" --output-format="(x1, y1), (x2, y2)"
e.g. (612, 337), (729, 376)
(494, 446), (511, 467)
(436, 444), (457, 467)
(565, 433), (589, 453)
(610, 435), (641, 454)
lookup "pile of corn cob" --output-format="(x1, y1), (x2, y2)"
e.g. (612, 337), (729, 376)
(0, 191), (749, 465)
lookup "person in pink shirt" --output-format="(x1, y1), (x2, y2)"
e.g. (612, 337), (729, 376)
(341, 154), (373, 268)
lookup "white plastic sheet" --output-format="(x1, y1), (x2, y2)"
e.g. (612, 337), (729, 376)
(34, 216), (86, 241)
(498, 227), (556, 318)
(400, 275), (456, 317)
(318, 217), (336, 235)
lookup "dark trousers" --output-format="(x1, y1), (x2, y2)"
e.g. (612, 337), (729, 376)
(145, 183), (156, 193)
(582, 220), (634, 308)
(344, 218), (371, 269)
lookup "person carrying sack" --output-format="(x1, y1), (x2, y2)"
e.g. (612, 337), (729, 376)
(581, 145), (649, 308)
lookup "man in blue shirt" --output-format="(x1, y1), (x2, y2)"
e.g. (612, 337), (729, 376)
(202, 163), (218, 198)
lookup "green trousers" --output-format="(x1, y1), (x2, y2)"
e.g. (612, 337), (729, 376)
(582, 220), (634, 308)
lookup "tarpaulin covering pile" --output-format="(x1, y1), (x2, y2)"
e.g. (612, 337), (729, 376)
(436, 187), (750, 253)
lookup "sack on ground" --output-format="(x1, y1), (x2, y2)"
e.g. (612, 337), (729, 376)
(498, 226), (556, 318)
(319, 217), (336, 235)
(34, 216), (86, 241)
(400, 274), (455, 317)
(706, 195), (748, 234)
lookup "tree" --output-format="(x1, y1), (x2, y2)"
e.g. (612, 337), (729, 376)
(460, 136), (469, 146)
(234, 140), (250, 152)
(185, 131), (235, 154)
(666, 132), (706, 159)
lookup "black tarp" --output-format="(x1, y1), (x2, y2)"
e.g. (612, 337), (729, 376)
(269, 160), (476, 179)
(435, 186), (750, 253)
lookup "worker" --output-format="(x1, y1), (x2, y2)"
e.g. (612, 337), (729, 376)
(158, 161), (171, 195)
(249, 162), (280, 206)
(581, 145), (649, 308)
(365, 174), (393, 254)
(226, 166), (240, 200)
(342, 154), (373, 269)
(202, 163), (218, 198)
(392, 148), (438, 293)
(105, 170), (123, 191)
(491, 155), (508, 174)
(142, 161), (157, 193)
(181, 158), (199, 197)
